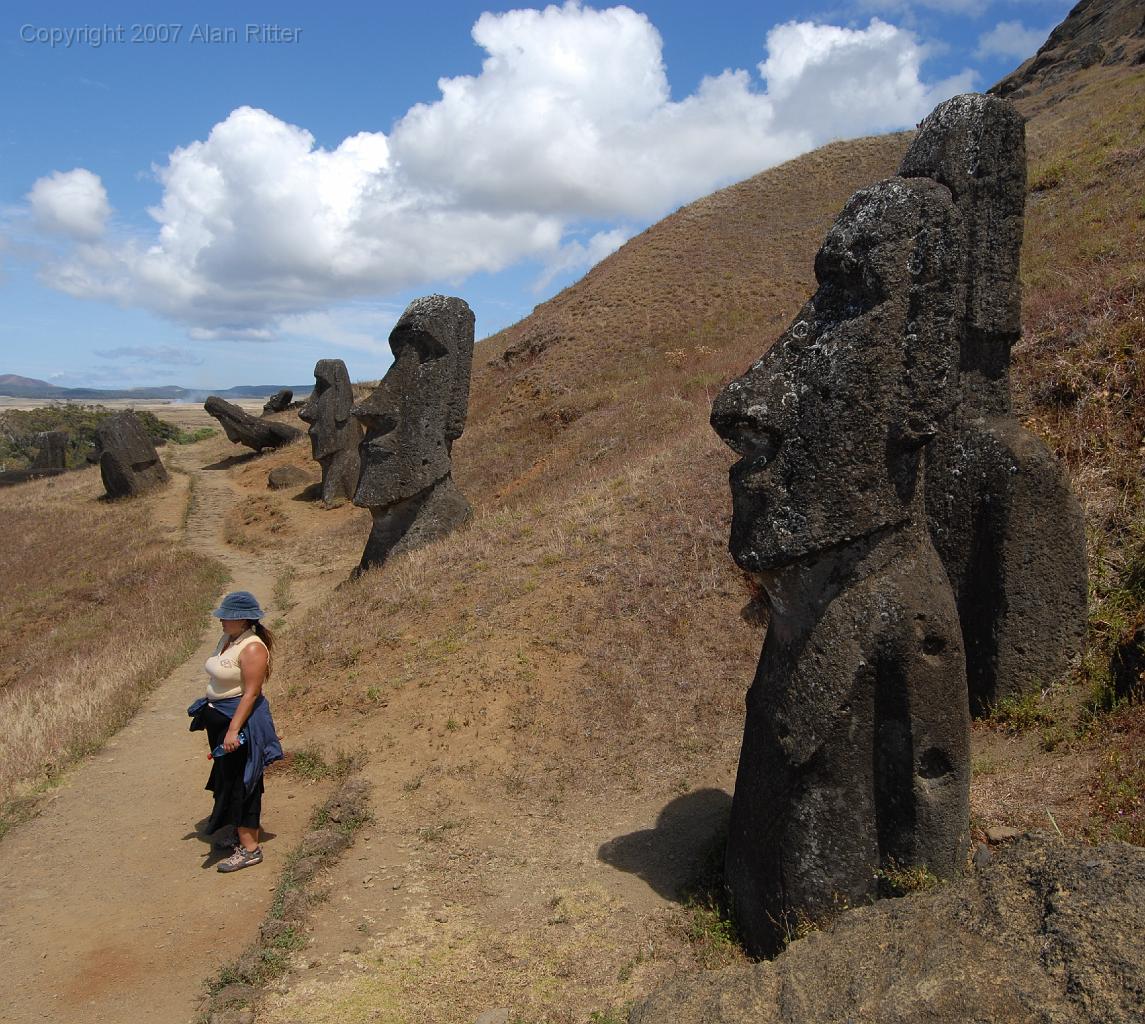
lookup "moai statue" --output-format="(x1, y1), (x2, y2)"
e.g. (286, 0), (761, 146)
(352, 295), (475, 574)
(711, 176), (970, 956)
(205, 395), (301, 451)
(30, 430), (68, 470)
(298, 359), (362, 507)
(96, 412), (169, 498)
(262, 389), (293, 415)
(901, 94), (1088, 714)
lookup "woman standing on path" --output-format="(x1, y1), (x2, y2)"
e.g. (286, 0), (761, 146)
(188, 591), (283, 872)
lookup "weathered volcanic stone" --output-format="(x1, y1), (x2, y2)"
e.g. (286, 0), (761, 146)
(205, 395), (301, 451)
(261, 389), (293, 415)
(352, 295), (474, 573)
(266, 465), (312, 491)
(711, 175), (970, 956)
(298, 359), (362, 507)
(632, 837), (1145, 1024)
(95, 412), (169, 498)
(30, 430), (68, 470)
(901, 93), (1088, 713)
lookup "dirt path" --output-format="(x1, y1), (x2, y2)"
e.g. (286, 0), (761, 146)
(0, 437), (341, 1024)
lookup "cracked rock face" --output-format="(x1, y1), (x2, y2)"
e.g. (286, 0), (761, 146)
(902, 93), (1088, 713)
(297, 359), (361, 507)
(711, 173), (970, 957)
(95, 412), (168, 499)
(352, 295), (474, 573)
(633, 837), (1145, 1024)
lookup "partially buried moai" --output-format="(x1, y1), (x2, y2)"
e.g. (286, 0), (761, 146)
(711, 172), (971, 954)
(96, 411), (169, 499)
(352, 295), (474, 574)
(900, 94), (1088, 714)
(298, 359), (362, 507)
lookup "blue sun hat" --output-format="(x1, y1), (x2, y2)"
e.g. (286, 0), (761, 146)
(212, 590), (266, 620)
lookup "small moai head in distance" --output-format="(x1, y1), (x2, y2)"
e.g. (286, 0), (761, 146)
(299, 359), (355, 461)
(352, 295), (475, 510)
(711, 178), (965, 573)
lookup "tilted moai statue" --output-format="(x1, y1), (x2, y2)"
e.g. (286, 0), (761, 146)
(352, 295), (475, 574)
(712, 176), (971, 956)
(205, 395), (302, 451)
(298, 360), (362, 507)
(900, 94), (1087, 714)
(262, 389), (293, 416)
(96, 412), (169, 499)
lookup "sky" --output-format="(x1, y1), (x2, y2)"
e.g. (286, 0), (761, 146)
(0, 0), (1072, 391)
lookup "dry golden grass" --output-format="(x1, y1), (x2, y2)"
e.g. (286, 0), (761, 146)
(253, 61), (1145, 1020)
(0, 466), (226, 822)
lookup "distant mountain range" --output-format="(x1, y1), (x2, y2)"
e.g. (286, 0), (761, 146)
(0, 374), (312, 402)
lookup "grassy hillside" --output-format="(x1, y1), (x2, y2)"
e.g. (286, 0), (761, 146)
(241, 37), (1145, 1023)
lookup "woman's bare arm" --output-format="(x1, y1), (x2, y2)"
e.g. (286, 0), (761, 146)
(222, 643), (268, 751)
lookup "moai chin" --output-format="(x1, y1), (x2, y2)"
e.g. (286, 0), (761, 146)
(711, 176), (970, 956)
(298, 359), (362, 507)
(352, 295), (474, 574)
(900, 93), (1088, 714)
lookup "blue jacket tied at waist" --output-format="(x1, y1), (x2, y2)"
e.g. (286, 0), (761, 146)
(187, 695), (284, 795)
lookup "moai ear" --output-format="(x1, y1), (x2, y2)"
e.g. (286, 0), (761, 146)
(890, 180), (966, 453)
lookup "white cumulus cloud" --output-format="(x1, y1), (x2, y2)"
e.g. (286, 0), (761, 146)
(975, 20), (1051, 60)
(25, 2), (974, 338)
(27, 168), (111, 240)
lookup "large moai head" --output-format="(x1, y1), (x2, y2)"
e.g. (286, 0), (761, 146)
(299, 359), (357, 461)
(96, 411), (169, 498)
(711, 177), (965, 572)
(899, 93), (1026, 412)
(352, 295), (475, 511)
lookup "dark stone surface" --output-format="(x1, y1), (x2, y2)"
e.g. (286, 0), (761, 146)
(992, 0), (1145, 98)
(261, 389), (293, 415)
(352, 295), (474, 572)
(266, 465), (312, 491)
(1112, 618), (1144, 701)
(204, 395), (301, 451)
(29, 430), (68, 470)
(95, 412), (169, 498)
(298, 359), (362, 507)
(901, 94), (1088, 712)
(711, 174), (970, 956)
(632, 837), (1145, 1024)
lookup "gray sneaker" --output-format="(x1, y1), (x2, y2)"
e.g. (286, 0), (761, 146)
(217, 845), (263, 872)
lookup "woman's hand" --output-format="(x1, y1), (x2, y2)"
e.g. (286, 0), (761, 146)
(223, 728), (242, 753)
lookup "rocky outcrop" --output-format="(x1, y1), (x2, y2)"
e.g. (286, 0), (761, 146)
(902, 94), (1088, 713)
(204, 396), (301, 452)
(352, 295), (474, 573)
(633, 837), (1145, 1024)
(993, 0), (1145, 100)
(298, 359), (362, 507)
(711, 169), (970, 955)
(95, 412), (168, 498)
(261, 389), (293, 415)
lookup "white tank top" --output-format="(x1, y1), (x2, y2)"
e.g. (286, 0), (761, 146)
(205, 631), (268, 700)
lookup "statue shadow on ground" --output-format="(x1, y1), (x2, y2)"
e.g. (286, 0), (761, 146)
(183, 816), (279, 869)
(597, 788), (732, 902)
(292, 482), (325, 502)
(203, 451), (262, 471)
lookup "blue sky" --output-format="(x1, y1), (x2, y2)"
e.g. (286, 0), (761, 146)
(0, 0), (1071, 390)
